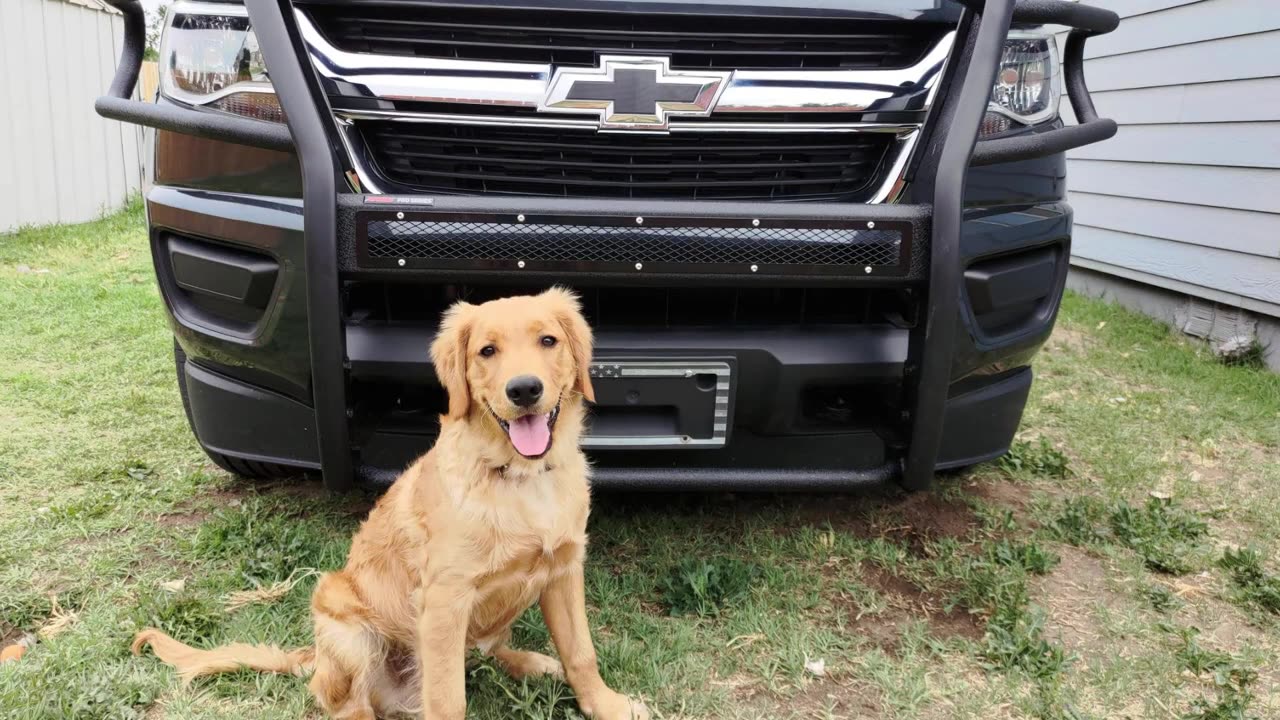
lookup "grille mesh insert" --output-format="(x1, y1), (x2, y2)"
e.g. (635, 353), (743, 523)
(358, 122), (897, 202)
(363, 217), (906, 275)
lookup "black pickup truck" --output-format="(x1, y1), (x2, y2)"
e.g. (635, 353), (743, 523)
(97, 0), (1117, 491)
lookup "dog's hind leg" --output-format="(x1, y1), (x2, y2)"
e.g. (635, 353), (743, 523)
(310, 572), (388, 720)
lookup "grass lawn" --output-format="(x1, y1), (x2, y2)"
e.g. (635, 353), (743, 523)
(2, 204), (1279, 720)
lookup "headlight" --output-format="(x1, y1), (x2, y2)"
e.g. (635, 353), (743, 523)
(158, 2), (284, 124)
(980, 31), (1061, 137)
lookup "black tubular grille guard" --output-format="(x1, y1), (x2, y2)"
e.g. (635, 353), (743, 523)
(359, 212), (911, 278)
(94, 0), (1120, 491)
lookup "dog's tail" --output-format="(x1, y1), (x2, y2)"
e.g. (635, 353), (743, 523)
(132, 628), (315, 684)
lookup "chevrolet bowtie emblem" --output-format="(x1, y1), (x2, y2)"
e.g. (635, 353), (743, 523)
(540, 56), (731, 131)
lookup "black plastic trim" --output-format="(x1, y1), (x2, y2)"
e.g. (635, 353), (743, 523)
(935, 366), (1033, 470)
(168, 235), (279, 309)
(183, 360), (321, 469)
(357, 463), (899, 492)
(588, 465), (900, 492)
(964, 247), (1056, 316)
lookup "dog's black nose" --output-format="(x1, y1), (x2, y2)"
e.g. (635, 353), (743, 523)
(505, 375), (544, 408)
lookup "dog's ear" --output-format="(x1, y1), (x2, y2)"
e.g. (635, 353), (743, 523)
(430, 300), (477, 420)
(543, 287), (595, 403)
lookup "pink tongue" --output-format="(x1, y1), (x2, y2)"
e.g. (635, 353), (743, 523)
(508, 413), (551, 457)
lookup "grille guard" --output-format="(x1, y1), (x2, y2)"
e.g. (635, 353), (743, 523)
(96, 0), (1120, 491)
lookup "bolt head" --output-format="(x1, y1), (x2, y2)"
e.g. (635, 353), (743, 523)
(635, 262), (643, 271)
(517, 214), (526, 222)
(751, 218), (760, 227)
(864, 266), (873, 274)
(397, 258), (406, 267)
(867, 221), (875, 229)
(750, 264), (759, 273)
(396, 211), (405, 220)
(635, 216), (644, 225)
(517, 260), (526, 269)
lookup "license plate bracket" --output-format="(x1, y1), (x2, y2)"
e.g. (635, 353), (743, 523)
(582, 358), (733, 450)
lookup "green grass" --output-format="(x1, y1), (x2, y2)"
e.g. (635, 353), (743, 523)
(2, 205), (1280, 719)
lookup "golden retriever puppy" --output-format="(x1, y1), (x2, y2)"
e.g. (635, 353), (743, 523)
(132, 288), (647, 720)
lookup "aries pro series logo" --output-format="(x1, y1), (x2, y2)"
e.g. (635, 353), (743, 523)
(540, 56), (731, 131)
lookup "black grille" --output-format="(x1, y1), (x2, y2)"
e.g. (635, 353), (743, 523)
(361, 214), (908, 277)
(347, 282), (918, 329)
(306, 6), (946, 70)
(358, 122), (895, 202)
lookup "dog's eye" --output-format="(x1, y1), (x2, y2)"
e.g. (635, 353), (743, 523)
(540, 335), (558, 348)
(479, 345), (497, 358)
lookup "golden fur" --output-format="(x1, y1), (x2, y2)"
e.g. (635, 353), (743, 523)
(133, 288), (647, 720)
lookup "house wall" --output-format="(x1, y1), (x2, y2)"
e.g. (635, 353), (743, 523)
(1059, 0), (1280, 321)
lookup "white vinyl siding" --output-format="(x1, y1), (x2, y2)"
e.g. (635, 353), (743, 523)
(1064, 0), (1280, 318)
(0, 0), (143, 233)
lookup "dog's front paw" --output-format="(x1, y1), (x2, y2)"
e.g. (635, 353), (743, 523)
(580, 691), (648, 720)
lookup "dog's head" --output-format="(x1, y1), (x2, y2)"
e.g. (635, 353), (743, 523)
(430, 287), (595, 460)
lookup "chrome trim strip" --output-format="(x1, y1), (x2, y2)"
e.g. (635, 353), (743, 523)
(296, 11), (551, 108)
(298, 9), (955, 118)
(170, 0), (247, 17)
(868, 130), (921, 204)
(333, 108), (919, 135)
(715, 35), (953, 115)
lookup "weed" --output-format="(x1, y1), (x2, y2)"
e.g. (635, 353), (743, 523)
(469, 662), (581, 719)
(1173, 627), (1234, 675)
(1044, 497), (1108, 546)
(1043, 496), (1210, 574)
(981, 605), (1069, 679)
(1109, 497), (1209, 575)
(131, 590), (223, 645)
(1141, 584), (1182, 613)
(1218, 548), (1280, 616)
(659, 557), (758, 617)
(1174, 628), (1259, 720)
(927, 538), (1068, 681)
(1000, 438), (1071, 479)
(990, 539), (1060, 575)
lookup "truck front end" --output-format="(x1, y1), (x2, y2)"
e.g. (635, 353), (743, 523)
(98, 0), (1119, 491)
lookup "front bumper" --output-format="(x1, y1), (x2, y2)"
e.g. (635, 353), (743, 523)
(151, 183), (1069, 489)
(103, 0), (1117, 491)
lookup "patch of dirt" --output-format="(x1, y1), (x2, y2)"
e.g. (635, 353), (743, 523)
(727, 672), (882, 720)
(840, 564), (984, 653)
(1045, 325), (1093, 355)
(1, 624), (25, 647)
(1033, 545), (1131, 655)
(971, 479), (1035, 515)
(779, 488), (982, 553)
